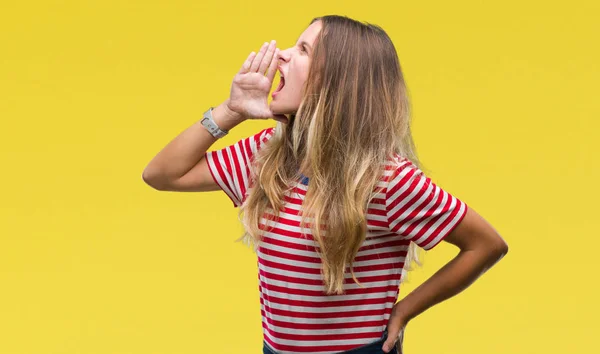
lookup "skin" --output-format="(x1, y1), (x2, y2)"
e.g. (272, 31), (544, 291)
(269, 20), (322, 118)
(221, 21), (321, 126)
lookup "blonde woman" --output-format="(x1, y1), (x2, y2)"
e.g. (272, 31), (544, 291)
(143, 15), (508, 354)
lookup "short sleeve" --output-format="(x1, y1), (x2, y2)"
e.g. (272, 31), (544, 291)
(204, 127), (275, 208)
(385, 158), (468, 250)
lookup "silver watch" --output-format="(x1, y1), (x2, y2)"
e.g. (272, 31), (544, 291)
(200, 107), (229, 138)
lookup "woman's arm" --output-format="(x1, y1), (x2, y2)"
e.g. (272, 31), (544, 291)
(142, 100), (245, 191)
(382, 207), (508, 352)
(142, 40), (283, 192)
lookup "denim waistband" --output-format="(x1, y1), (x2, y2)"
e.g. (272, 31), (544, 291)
(263, 326), (397, 354)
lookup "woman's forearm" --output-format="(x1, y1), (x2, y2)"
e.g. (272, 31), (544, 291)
(142, 99), (244, 186)
(394, 246), (507, 323)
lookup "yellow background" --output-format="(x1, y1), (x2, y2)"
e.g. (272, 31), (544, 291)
(1, 1), (598, 353)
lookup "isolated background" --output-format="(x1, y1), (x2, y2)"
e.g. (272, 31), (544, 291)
(1, 1), (598, 353)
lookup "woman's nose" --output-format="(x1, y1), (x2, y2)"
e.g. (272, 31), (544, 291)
(277, 48), (290, 62)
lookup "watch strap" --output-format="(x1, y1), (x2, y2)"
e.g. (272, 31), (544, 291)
(201, 107), (229, 138)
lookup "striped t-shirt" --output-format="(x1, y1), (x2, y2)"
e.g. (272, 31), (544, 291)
(205, 127), (468, 354)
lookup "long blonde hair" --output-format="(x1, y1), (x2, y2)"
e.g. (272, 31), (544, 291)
(237, 15), (425, 295)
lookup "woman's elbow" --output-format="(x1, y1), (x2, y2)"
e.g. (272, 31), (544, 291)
(481, 234), (508, 267)
(489, 236), (509, 260)
(142, 168), (168, 190)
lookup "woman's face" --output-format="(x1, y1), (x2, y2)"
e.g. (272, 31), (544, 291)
(270, 20), (322, 117)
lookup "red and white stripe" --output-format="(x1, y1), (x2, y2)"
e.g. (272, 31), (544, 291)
(205, 127), (467, 353)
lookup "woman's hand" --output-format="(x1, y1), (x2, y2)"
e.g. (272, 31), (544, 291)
(226, 40), (287, 124)
(382, 301), (407, 353)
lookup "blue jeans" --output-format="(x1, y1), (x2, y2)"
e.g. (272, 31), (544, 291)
(262, 327), (399, 354)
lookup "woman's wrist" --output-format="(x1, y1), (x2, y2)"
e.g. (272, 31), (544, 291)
(211, 100), (245, 131)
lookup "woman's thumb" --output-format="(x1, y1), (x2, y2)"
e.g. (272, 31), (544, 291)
(382, 337), (396, 353)
(382, 322), (401, 353)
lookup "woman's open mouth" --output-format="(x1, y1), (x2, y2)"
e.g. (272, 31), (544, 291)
(273, 76), (285, 94)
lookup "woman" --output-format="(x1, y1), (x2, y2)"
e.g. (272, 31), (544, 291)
(143, 15), (508, 354)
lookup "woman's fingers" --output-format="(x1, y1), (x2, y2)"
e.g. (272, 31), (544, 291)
(240, 51), (256, 74)
(382, 317), (406, 353)
(249, 42), (269, 72)
(266, 48), (280, 83)
(258, 40), (277, 75)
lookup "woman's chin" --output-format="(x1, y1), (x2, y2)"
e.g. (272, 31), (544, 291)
(270, 102), (292, 115)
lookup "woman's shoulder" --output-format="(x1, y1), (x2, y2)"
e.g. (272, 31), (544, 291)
(255, 126), (277, 147)
(386, 153), (421, 173)
(239, 126), (277, 156)
(254, 126), (276, 141)
(381, 154), (426, 187)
